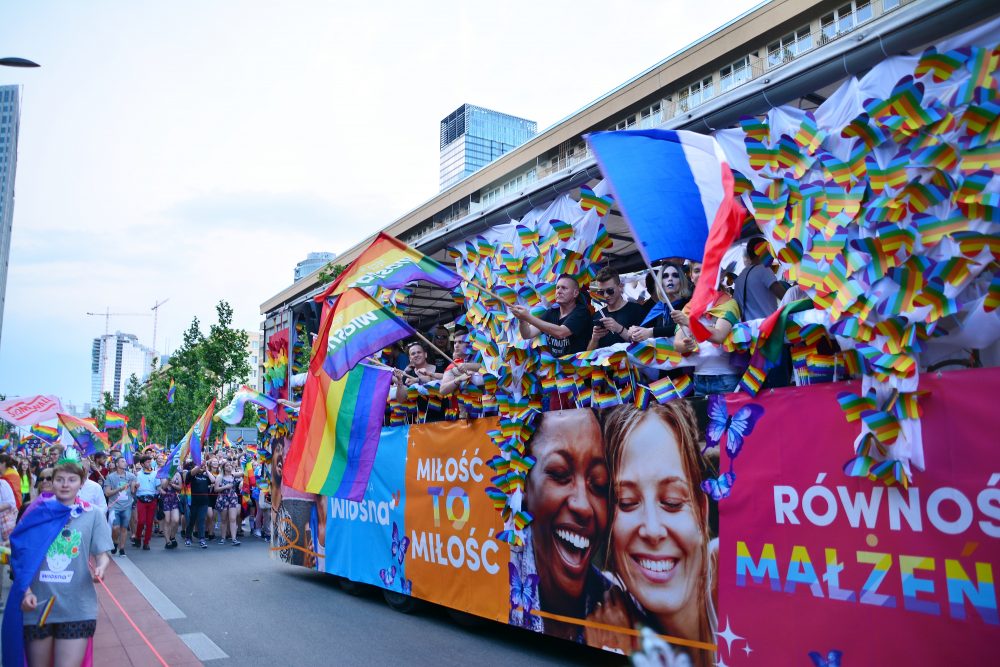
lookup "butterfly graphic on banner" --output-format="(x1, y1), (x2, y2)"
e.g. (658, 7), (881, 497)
(701, 395), (765, 500)
(391, 521), (409, 564)
(508, 561), (539, 629)
(375, 521), (412, 595)
(809, 649), (844, 667)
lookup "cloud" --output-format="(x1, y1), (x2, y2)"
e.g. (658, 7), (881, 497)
(164, 190), (379, 238)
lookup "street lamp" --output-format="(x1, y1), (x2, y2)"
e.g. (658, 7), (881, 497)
(0, 58), (40, 68)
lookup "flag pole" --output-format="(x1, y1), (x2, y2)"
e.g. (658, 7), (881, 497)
(461, 277), (507, 304)
(413, 330), (455, 366)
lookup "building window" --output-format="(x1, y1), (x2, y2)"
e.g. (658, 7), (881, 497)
(720, 56), (752, 92)
(767, 26), (813, 67)
(676, 76), (714, 114)
(821, 1), (872, 42)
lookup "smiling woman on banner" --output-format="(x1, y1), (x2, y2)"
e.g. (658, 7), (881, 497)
(586, 402), (717, 664)
(514, 409), (612, 642)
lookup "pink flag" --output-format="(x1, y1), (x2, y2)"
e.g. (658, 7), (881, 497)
(0, 395), (63, 427)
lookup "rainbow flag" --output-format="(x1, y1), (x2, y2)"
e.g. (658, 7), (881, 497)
(158, 399), (215, 479)
(104, 411), (127, 429)
(30, 424), (59, 443)
(216, 385), (278, 425)
(319, 287), (415, 381)
(167, 379), (176, 404)
(117, 427), (135, 465)
(315, 232), (462, 301)
(284, 363), (393, 500)
(57, 413), (109, 456)
(140, 416), (148, 444)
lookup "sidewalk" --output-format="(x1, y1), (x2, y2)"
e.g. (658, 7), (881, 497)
(94, 558), (202, 666)
(0, 559), (201, 667)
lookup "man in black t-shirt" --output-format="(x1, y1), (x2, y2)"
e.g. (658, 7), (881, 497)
(587, 266), (646, 351)
(511, 274), (591, 356)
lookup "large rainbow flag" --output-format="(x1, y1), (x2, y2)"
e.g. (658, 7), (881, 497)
(315, 232), (462, 302)
(284, 362), (393, 500)
(57, 413), (109, 456)
(319, 287), (415, 380)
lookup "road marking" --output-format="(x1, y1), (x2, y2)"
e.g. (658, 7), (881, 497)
(113, 557), (186, 620)
(180, 632), (229, 660)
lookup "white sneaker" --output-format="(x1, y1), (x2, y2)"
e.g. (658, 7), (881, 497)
(254, 530), (261, 537)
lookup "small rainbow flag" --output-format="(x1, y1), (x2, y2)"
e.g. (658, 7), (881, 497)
(216, 386), (279, 425)
(30, 424), (60, 443)
(104, 411), (127, 429)
(57, 413), (109, 456)
(578, 186), (613, 216)
(283, 363), (393, 500)
(167, 379), (176, 404)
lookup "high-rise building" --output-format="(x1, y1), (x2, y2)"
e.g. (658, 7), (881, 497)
(294, 251), (336, 282)
(91, 332), (155, 408)
(0, 85), (21, 351)
(245, 330), (262, 391)
(439, 104), (536, 191)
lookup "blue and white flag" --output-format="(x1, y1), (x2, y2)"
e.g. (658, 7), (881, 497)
(585, 129), (735, 265)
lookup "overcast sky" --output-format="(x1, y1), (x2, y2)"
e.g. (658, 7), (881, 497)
(0, 0), (761, 407)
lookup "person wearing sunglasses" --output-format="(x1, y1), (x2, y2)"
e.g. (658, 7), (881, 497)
(586, 267), (645, 351)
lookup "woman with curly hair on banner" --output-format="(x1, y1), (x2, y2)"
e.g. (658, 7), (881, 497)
(513, 409), (613, 642)
(586, 401), (718, 666)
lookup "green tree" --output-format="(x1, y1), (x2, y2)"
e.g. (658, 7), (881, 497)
(316, 262), (347, 285)
(121, 300), (252, 448)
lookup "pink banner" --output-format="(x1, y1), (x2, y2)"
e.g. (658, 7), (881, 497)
(717, 368), (999, 665)
(0, 395), (63, 427)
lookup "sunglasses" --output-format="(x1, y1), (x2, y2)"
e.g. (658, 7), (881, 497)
(591, 287), (617, 297)
(39, 476), (52, 482)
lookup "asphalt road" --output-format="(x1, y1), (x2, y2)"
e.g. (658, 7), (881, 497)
(126, 535), (627, 666)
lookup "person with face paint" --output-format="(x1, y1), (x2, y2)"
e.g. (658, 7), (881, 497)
(586, 402), (717, 665)
(513, 409), (612, 642)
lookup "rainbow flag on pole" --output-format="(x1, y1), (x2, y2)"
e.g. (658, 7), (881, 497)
(57, 413), (109, 456)
(167, 379), (176, 404)
(215, 386), (278, 424)
(320, 287), (416, 381)
(158, 399), (215, 479)
(30, 424), (59, 443)
(315, 232), (462, 301)
(104, 411), (127, 429)
(284, 362), (393, 501)
(140, 416), (148, 444)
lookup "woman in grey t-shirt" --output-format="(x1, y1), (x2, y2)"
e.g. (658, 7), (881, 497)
(20, 460), (113, 666)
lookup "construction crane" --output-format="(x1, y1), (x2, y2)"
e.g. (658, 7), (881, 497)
(85, 308), (151, 407)
(151, 298), (170, 357)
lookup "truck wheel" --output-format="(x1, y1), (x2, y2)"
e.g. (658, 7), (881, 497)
(383, 590), (422, 613)
(338, 578), (367, 596)
(447, 608), (486, 628)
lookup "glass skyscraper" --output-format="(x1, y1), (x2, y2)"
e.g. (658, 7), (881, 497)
(439, 104), (536, 191)
(0, 85), (21, 351)
(91, 332), (155, 407)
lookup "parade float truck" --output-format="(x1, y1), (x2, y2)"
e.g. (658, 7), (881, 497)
(259, 21), (998, 667)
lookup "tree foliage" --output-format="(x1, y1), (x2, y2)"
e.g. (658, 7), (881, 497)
(316, 262), (347, 285)
(122, 301), (251, 446)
